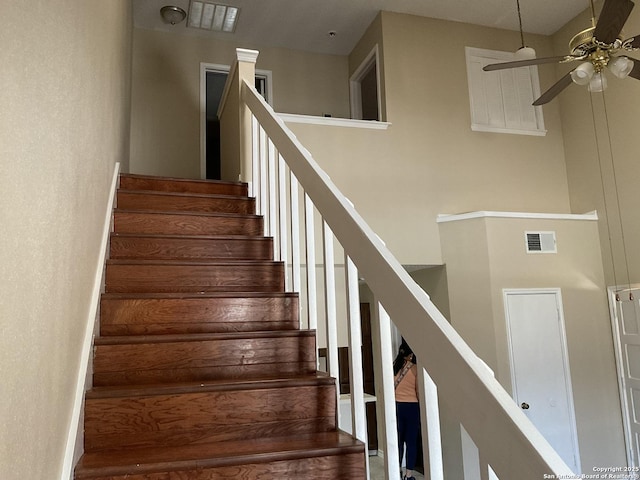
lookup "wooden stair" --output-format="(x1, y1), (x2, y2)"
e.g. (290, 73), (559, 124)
(74, 173), (366, 479)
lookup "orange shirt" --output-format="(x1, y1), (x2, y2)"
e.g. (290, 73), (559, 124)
(395, 363), (418, 403)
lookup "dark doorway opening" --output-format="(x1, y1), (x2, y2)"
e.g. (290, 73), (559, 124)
(205, 72), (227, 180)
(360, 63), (379, 121)
(205, 72), (268, 180)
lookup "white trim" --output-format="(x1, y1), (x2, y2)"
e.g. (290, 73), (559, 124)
(436, 210), (599, 223)
(60, 162), (120, 480)
(200, 62), (273, 179)
(503, 288), (582, 474)
(471, 124), (547, 136)
(350, 45), (382, 121)
(236, 48), (259, 63)
(279, 112), (390, 129)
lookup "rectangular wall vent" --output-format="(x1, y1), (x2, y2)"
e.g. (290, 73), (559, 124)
(525, 231), (557, 253)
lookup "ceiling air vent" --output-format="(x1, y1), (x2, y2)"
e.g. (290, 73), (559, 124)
(525, 231), (557, 253)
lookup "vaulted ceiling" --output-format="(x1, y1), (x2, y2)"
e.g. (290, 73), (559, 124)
(134, 0), (593, 55)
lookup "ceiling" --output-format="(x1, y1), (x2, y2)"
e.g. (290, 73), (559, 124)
(134, 0), (594, 56)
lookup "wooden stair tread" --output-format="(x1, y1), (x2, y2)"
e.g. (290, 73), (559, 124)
(118, 189), (250, 201)
(75, 431), (363, 478)
(93, 329), (316, 345)
(120, 173), (247, 185)
(120, 173), (247, 188)
(77, 173), (365, 478)
(101, 291), (298, 300)
(114, 208), (262, 220)
(111, 232), (272, 241)
(86, 372), (334, 399)
(107, 258), (283, 266)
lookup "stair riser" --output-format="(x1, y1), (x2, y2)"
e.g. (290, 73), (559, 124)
(113, 211), (263, 236)
(119, 176), (248, 196)
(100, 296), (299, 335)
(105, 263), (285, 294)
(75, 453), (365, 479)
(117, 192), (254, 215)
(93, 335), (316, 386)
(77, 174), (366, 479)
(109, 235), (273, 261)
(84, 385), (337, 451)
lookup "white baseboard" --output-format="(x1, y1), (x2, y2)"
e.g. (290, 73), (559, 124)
(60, 162), (120, 480)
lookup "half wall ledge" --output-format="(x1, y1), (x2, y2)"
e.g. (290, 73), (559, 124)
(279, 113), (391, 130)
(436, 211), (599, 223)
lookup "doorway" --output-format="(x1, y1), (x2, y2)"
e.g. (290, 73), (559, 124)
(200, 63), (272, 180)
(350, 45), (381, 121)
(503, 289), (581, 473)
(608, 285), (640, 468)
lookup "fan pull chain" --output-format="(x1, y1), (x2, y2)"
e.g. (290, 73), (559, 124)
(601, 88), (633, 300)
(589, 91), (621, 300)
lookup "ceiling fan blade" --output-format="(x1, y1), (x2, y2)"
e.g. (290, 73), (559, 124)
(628, 57), (640, 79)
(483, 56), (576, 72)
(593, 0), (635, 45)
(532, 72), (574, 106)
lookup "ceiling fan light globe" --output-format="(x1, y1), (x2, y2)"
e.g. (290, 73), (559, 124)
(514, 46), (536, 60)
(588, 72), (608, 92)
(571, 62), (595, 85)
(609, 56), (634, 79)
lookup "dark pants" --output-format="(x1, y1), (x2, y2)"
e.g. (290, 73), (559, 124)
(396, 402), (420, 470)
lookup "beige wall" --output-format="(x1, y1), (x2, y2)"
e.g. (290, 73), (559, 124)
(0, 1), (132, 478)
(288, 12), (572, 265)
(439, 214), (625, 472)
(129, 28), (350, 179)
(553, 5), (640, 287)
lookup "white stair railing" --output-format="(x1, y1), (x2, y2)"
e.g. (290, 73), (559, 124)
(219, 48), (575, 480)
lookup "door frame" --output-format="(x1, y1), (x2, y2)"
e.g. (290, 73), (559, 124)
(349, 44), (382, 121)
(503, 287), (581, 472)
(199, 62), (273, 179)
(607, 284), (639, 468)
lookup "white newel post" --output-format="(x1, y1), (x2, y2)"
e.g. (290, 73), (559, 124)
(236, 48), (259, 188)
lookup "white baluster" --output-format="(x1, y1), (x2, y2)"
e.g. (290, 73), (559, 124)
(345, 256), (370, 478)
(371, 303), (400, 480)
(323, 221), (340, 424)
(268, 139), (277, 254)
(278, 154), (288, 285)
(417, 364), (444, 480)
(250, 116), (259, 199)
(289, 173), (302, 298)
(258, 126), (268, 224)
(304, 193), (317, 333)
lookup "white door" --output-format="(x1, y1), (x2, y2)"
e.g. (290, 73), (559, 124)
(609, 286), (640, 468)
(504, 289), (581, 473)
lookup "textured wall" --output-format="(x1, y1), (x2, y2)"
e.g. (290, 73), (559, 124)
(289, 12), (572, 265)
(440, 215), (625, 473)
(0, 1), (132, 478)
(129, 28), (350, 179)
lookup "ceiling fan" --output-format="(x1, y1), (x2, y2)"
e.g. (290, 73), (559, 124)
(483, 0), (640, 105)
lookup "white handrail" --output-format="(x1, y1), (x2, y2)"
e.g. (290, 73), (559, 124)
(227, 51), (574, 479)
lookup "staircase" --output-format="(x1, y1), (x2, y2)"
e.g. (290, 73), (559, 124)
(74, 173), (366, 479)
